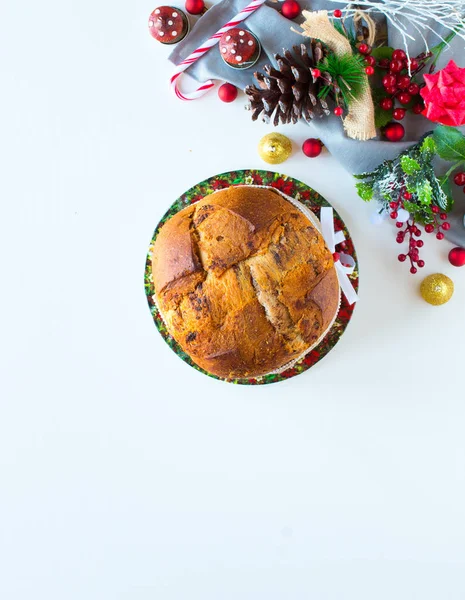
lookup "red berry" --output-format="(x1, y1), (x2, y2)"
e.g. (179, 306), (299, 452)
(334, 106), (343, 116)
(302, 138), (322, 158)
(408, 58), (419, 71)
(365, 56), (376, 67)
(218, 83), (238, 103)
(403, 191), (412, 200)
(391, 211), (398, 219)
(380, 98), (394, 111)
(383, 74), (397, 89)
(442, 222), (451, 230)
(436, 232), (445, 240)
(392, 49), (407, 61)
(185, 0), (205, 14)
(389, 201), (398, 209)
(414, 228), (421, 236)
(408, 83), (420, 95)
(333, 8), (342, 17)
(396, 221), (403, 228)
(386, 86), (398, 95)
(397, 75), (411, 89)
(440, 212), (447, 220)
(416, 240), (424, 247)
(311, 68), (321, 79)
(358, 43), (370, 55)
(410, 240), (417, 247)
(398, 92), (412, 105)
(412, 103), (424, 114)
(379, 58), (390, 68)
(454, 172), (465, 186)
(383, 122), (405, 142)
(365, 66), (375, 76)
(281, 0), (301, 19)
(417, 260), (425, 268)
(398, 254), (407, 262)
(431, 206), (439, 214)
(332, 252), (340, 262)
(393, 108), (406, 120)
(425, 224), (434, 233)
(389, 59), (404, 73)
(410, 266), (418, 274)
(448, 247), (465, 267)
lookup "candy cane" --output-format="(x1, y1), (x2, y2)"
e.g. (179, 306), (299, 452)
(170, 0), (266, 100)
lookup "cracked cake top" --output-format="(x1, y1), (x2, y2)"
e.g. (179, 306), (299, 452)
(151, 185), (340, 379)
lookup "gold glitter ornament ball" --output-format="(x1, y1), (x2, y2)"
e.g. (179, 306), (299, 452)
(420, 273), (454, 305)
(258, 133), (292, 164)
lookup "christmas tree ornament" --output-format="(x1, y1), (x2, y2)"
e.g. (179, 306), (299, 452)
(383, 122), (405, 141)
(281, 0), (301, 20)
(420, 273), (454, 305)
(448, 247), (465, 267)
(219, 28), (261, 70)
(245, 43), (331, 126)
(258, 133), (292, 164)
(148, 6), (189, 44)
(302, 138), (323, 157)
(185, 0), (205, 14)
(218, 83), (238, 102)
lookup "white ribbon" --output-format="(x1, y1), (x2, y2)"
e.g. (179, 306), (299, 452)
(320, 207), (358, 305)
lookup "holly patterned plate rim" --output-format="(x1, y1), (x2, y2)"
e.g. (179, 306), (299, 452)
(144, 169), (359, 385)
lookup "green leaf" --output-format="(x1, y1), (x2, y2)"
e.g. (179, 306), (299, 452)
(371, 47), (394, 60)
(402, 200), (418, 214)
(355, 181), (374, 201)
(432, 125), (465, 161)
(400, 156), (421, 175)
(375, 105), (393, 129)
(416, 179), (433, 205)
(420, 136), (436, 158)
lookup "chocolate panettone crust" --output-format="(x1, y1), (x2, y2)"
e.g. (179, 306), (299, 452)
(152, 186), (339, 378)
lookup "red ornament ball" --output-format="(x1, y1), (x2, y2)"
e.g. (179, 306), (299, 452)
(185, 0), (204, 14)
(333, 8), (343, 18)
(454, 171), (465, 186)
(392, 49), (407, 61)
(398, 92), (412, 105)
(358, 43), (371, 55)
(218, 83), (238, 103)
(449, 247), (465, 267)
(302, 138), (323, 158)
(383, 122), (405, 142)
(281, 0), (301, 19)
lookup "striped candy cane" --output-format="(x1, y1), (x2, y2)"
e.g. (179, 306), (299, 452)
(170, 0), (267, 100)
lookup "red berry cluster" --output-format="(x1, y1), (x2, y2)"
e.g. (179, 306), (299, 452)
(391, 189), (449, 274)
(367, 48), (427, 120)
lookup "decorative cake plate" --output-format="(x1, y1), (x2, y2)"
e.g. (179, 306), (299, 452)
(144, 170), (359, 385)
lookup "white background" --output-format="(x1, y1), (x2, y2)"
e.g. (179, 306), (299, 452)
(1, 1), (465, 598)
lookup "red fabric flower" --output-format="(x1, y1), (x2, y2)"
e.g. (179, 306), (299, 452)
(420, 60), (465, 126)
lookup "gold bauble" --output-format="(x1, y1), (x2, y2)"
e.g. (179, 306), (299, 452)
(420, 273), (454, 305)
(258, 133), (292, 164)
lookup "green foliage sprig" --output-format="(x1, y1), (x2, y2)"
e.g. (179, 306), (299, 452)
(354, 125), (465, 222)
(317, 53), (367, 107)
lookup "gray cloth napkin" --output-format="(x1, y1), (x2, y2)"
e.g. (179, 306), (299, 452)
(169, 0), (465, 245)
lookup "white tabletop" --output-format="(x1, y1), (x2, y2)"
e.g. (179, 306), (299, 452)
(1, 1), (465, 598)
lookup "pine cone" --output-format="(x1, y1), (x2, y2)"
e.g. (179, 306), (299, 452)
(245, 43), (332, 126)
